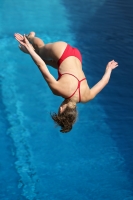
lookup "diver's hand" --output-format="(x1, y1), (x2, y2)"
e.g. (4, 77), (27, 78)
(106, 60), (118, 71)
(14, 33), (34, 53)
(14, 33), (24, 42)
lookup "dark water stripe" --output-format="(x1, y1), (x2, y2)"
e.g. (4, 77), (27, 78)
(61, 0), (133, 186)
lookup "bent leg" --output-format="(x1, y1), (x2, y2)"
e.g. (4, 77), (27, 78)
(27, 32), (67, 61)
(40, 41), (67, 61)
(26, 32), (45, 54)
(26, 32), (55, 60)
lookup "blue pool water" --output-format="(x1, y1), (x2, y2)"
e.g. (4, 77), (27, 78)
(0, 0), (133, 199)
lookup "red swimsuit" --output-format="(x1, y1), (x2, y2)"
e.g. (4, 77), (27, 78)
(57, 44), (86, 102)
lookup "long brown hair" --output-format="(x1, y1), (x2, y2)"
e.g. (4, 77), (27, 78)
(51, 106), (78, 133)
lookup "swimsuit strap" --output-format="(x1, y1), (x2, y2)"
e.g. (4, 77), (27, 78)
(78, 78), (86, 102)
(60, 73), (86, 102)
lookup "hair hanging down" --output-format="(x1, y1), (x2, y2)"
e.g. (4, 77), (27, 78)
(51, 106), (78, 133)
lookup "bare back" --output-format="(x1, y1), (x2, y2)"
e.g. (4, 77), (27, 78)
(40, 42), (90, 102)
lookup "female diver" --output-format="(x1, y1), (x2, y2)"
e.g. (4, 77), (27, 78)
(14, 32), (118, 133)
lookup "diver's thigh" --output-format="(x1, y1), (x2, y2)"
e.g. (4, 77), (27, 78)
(41, 42), (67, 60)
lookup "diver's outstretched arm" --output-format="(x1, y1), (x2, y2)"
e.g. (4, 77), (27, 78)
(14, 33), (58, 68)
(88, 60), (118, 100)
(14, 34), (59, 93)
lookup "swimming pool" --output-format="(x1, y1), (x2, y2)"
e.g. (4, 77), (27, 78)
(0, 0), (133, 199)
